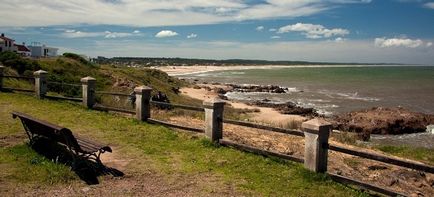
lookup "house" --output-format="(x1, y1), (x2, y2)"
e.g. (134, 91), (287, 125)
(28, 42), (58, 58)
(14, 43), (31, 57)
(0, 33), (17, 52)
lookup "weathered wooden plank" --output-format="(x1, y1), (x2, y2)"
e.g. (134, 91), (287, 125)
(150, 101), (205, 112)
(95, 91), (131, 97)
(147, 118), (205, 133)
(219, 139), (304, 163)
(93, 104), (135, 114)
(45, 95), (82, 102)
(1, 87), (34, 92)
(328, 144), (434, 173)
(223, 119), (304, 137)
(327, 173), (407, 197)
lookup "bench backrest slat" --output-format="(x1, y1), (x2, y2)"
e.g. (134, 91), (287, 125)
(12, 111), (82, 151)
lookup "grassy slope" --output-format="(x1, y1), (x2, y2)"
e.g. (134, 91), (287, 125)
(0, 93), (367, 196)
(36, 57), (197, 104)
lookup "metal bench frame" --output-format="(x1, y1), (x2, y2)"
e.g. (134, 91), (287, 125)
(12, 111), (112, 165)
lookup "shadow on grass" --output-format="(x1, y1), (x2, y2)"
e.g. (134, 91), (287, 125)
(30, 137), (124, 185)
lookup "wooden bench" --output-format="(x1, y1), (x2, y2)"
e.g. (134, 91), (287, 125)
(12, 111), (112, 165)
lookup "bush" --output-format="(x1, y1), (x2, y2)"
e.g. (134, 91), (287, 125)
(62, 52), (91, 66)
(0, 51), (40, 74)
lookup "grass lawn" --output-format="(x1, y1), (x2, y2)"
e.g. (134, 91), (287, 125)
(0, 92), (368, 196)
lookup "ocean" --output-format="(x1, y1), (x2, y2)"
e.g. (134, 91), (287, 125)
(182, 66), (434, 116)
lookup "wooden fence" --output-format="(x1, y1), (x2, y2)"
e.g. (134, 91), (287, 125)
(1, 67), (432, 196)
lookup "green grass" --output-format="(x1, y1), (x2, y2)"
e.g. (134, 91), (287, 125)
(0, 144), (76, 185)
(375, 145), (434, 166)
(0, 92), (368, 196)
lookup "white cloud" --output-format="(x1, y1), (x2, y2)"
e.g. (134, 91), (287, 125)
(277, 23), (349, 39)
(62, 30), (105, 38)
(374, 37), (424, 48)
(187, 33), (197, 39)
(427, 42), (433, 47)
(104, 31), (134, 38)
(334, 37), (346, 43)
(0, 0), (372, 27)
(155, 30), (178, 38)
(269, 28), (277, 32)
(62, 30), (135, 38)
(256, 26), (264, 31)
(271, 36), (281, 39)
(424, 2), (434, 9)
(133, 30), (140, 34)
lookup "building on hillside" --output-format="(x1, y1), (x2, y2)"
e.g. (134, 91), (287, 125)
(0, 33), (17, 52)
(14, 43), (31, 56)
(28, 42), (58, 58)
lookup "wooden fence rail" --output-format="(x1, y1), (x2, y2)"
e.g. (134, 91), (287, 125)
(148, 118), (205, 133)
(150, 100), (205, 112)
(223, 119), (305, 137)
(44, 95), (83, 102)
(327, 173), (407, 196)
(2, 75), (34, 80)
(47, 81), (81, 87)
(328, 144), (434, 173)
(219, 139), (304, 163)
(93, 104), (135, 115)
(95, 91), (131, 97)
(1, 87), (34, 93)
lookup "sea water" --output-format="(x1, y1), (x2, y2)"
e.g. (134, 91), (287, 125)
(183, 66), (434, 116)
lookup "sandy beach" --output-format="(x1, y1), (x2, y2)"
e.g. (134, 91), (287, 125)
(156, 64), (363, 76)
(156, 65), (280, 76)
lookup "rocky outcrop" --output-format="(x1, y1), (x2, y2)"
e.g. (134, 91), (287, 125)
(228, 84), (289, 93)
(331, 107), (434, 139)
(249, 100), (318, 116)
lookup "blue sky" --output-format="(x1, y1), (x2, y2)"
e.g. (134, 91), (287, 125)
(1, 0), (433, 64)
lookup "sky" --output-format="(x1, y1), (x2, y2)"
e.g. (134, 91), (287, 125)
(0, 0), (434, 64)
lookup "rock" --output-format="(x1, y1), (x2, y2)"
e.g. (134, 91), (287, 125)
(230, 84), (289, 94)
(331, 107), (434, 137)
(248, 100), (317, 116)
(218, 94), (228, 100)
(214, 88), (227, 94)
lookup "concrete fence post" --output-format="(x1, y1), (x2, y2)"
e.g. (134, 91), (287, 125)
(134, 86), (152, 121)
(80, 76), (96, 108)
(33, 70), (48, 99)
(302, 118), (331, 173)
(203, 99), (225, 142)
(0, 65), (4, 91)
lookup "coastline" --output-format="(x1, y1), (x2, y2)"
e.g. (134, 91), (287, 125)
(156, 64), (395, 76)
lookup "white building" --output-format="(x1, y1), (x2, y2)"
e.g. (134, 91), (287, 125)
(28, 42), (58, 58)
(0, 33), (17, 52)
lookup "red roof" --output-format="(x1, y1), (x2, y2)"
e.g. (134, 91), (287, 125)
(14, 44), (30, 52)
(0, 35), (14, 42)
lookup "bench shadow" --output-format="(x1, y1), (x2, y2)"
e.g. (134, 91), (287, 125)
(30, 137), (124, 185)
